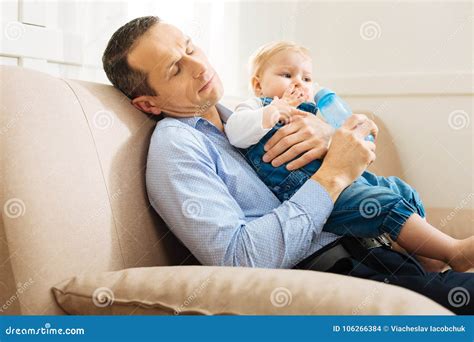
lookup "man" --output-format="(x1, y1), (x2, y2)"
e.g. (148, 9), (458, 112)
(102, 16), (473, 314)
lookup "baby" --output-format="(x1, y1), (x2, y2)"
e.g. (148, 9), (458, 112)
(224, 41), (474, 271)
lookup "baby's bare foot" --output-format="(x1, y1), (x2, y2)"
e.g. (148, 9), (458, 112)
(449, 237), (474, 272)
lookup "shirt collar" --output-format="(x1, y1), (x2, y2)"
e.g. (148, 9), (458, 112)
(171, 103), (232, 128)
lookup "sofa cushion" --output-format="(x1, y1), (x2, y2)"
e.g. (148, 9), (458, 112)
(51, 265), (452, 315)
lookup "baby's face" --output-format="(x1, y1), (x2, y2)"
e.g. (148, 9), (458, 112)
(256, 50), (313, 101)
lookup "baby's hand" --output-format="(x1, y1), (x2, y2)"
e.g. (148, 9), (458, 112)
(262, 85), (311, 128)
(265, 96), (308, 127)
(281, 84), (309, 107)
(268, 97), (293, 125)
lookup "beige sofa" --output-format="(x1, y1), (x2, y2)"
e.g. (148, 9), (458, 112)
(0, 66), (453, 315)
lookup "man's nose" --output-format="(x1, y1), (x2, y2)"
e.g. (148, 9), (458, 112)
(189, 57), (208, 79)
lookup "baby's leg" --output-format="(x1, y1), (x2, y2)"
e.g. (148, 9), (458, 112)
(323, 182), (416, 239)
(324, 182), (474, 271)
(360, 171), (426, 217)
(360, 173), (473, 270)
(397, 214), (474, 272)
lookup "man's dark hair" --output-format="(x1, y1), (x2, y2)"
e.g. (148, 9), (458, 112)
(102, 16), (160, 99)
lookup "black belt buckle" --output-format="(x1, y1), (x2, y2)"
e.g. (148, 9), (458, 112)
(356, 237), (382, 249)
(376, 233), (392, 248)
(354, 234), (392, 250)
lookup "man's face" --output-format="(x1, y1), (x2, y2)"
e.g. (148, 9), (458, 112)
(128, 23), (223, 117)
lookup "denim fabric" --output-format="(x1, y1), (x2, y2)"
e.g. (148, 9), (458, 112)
(325, 240), (474, 315)
(323, 171), (425, 240)
(238, 99), (425, 241)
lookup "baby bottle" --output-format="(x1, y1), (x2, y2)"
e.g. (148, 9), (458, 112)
(314, 84), (374, 142)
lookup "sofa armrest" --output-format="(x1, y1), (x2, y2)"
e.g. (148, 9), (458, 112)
(52, 265), (452, 315)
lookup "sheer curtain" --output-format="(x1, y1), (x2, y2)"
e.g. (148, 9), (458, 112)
(64, 0), (250, 98)
(60, 0), (300, 98)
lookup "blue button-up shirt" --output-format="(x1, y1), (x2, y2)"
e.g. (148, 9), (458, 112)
(145, 103), (339, 268)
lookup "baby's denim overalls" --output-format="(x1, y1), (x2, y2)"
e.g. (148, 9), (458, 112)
(238, 99), (425, 240)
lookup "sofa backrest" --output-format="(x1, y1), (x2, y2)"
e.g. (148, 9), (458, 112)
(0, 66), (197, 315)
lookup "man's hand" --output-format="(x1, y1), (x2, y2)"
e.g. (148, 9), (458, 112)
(311, 114), (378, 202)
(263, 111), (335, 170)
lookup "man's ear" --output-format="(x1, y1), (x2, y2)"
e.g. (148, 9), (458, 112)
(131, 96), (162, 115)
(251, 76), (263, 96)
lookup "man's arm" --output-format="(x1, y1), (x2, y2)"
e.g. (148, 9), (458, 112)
(264, 113), (379, 202)
(146, 125), (334, 269)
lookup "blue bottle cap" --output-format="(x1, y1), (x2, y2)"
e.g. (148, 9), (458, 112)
(314, 88), (335, 105)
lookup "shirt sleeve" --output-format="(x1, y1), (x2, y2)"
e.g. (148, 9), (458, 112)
(146, 124), (334, 269)
(224, 97), (272, 149)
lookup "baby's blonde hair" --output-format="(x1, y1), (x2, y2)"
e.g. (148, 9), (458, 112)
(249, 41), (311, 93)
